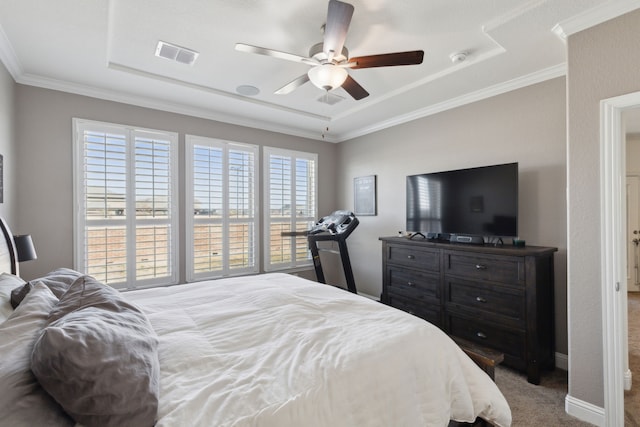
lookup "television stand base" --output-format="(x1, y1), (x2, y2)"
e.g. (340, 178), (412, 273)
(449, 234), (485, 245)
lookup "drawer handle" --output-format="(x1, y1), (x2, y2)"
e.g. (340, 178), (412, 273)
(476, 296), (487, 303)
(476, 332), (487, 339)
(407, 281), (416, 287)
(475, 264), (487, 270)
(407, 255), (415, 260)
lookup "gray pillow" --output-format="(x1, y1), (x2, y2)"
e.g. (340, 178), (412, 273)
(9, 281), (33, 309)
(31, 276), (160, 427)
(46, 274), (144, 323)
(0, 272), (26, 322)
(10, 268), (83, 308)
(0, 283), (74, 427)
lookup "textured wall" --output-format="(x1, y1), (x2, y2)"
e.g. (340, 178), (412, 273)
(567, 8), (640, 407)
(0, 61), (17, 226)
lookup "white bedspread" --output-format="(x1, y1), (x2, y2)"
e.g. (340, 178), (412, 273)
(125, 273), (511, 427)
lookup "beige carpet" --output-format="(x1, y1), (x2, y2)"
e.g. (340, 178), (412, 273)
(494, 366), (591, 426)
(493, 293), (640, 426)
(626, 292), (640, 426)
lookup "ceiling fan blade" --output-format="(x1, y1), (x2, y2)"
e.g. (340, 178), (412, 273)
(341, 75), (369, 100)
(348, 50), (424, 69)
(274, 74), (310, 95)
(323, 0), (354, 60)
(235, 43), (317, 66)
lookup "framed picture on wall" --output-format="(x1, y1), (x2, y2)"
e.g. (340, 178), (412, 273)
(353, 175), (376, 216)
(0, 154), (4, 204)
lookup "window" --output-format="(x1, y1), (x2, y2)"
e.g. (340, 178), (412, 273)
(264, 147), (317, 271)
(73, 119), (178, 289)
(186, 135), (259, 281)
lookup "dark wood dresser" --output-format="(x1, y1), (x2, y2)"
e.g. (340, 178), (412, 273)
(380, 236), (557, 385)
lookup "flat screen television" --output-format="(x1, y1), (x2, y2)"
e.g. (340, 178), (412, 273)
(406, 162), (518, 243)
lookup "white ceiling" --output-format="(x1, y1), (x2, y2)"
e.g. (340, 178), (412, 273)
(0, 0), (638, 142)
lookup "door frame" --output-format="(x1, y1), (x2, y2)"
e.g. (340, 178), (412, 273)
(627, 175), (640, 294)
(601, 91), (640, 426)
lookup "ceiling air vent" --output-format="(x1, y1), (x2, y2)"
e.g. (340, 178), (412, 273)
(155, 41), (199, 65)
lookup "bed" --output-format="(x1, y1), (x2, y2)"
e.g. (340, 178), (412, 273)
(0, 218), (511, 427)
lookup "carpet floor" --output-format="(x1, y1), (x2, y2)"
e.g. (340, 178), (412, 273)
(626, 292), (640, 426)
(493, 292), (640, 426)
(494, 366), (590, 426)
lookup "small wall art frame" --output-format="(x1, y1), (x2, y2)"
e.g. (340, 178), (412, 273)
(353, 175), (376, 216)
(0, 154), (4, 203)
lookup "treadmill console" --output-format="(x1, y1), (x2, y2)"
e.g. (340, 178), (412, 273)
(309, 210), (359, 235)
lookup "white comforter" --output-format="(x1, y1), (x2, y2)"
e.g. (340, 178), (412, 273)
(125, 273), (511, 427)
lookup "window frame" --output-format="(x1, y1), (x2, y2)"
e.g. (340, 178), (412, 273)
(185, 135), (260, 282)
(263, 146), (318, 272)
(72, 118), (179, 289)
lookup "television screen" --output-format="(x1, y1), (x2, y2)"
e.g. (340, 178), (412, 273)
(406, 162), (518, 239)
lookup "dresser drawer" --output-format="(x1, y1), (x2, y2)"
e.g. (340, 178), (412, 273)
(444, 252), (523, 285)
(446, 278), (524, 323)
(386, 244), (440, 271)
(388, 267), (439, 300)
(448, 315), (525, 365)
(387, 291), (441, 327)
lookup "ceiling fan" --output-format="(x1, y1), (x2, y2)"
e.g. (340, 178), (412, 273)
(235, 0), (424, 100)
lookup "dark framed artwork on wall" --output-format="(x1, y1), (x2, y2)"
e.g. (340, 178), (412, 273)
(0, 154), (4, 203)
(353, 175), (376, 216)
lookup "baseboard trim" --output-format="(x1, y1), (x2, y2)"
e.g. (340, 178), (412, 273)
(565, 395), (605, 426)
(625, 368), (632, 391)
(555, 352), (568, 370)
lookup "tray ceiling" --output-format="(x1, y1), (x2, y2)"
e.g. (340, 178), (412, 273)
(0, 0), (637, 142)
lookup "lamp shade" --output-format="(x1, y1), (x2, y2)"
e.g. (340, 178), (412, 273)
(14, 235), (37, 262)
(307, 64), (348, 91)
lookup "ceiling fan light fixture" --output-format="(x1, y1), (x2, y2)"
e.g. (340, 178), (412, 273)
(308, 65), (348, 91)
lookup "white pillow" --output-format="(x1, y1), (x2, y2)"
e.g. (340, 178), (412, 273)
(0, 273), (26, 323)
(0, 282), (73, 426)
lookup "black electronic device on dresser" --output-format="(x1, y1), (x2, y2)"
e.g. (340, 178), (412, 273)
(380, 236), (557, 385)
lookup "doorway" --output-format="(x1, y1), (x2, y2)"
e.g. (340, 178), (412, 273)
(625, 127), (640, 425)
(601, 92), (640, 426)
(628, 176), (640, 294)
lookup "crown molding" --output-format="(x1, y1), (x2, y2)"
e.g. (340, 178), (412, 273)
(15, 72), (335, 142)
(13, 62), (565, 144)
(0, 24), (22, 79)
(107, 62), (330, 122)
(337, 63), (567, 142)
(555, 0), (640, 38)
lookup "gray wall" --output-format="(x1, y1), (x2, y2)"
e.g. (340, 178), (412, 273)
(14, 85), (338, 282)
(336, 77), (568, 354)
(567, 9), (640, 407)
(0, 61), (17, 225)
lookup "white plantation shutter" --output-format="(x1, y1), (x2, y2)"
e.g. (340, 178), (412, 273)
(82, 127), (127, 284)
(134, 133), (174, 282)
(264, 147), (317, 271)
(186, 135), (258, 281)
(74, 119), (178, 289)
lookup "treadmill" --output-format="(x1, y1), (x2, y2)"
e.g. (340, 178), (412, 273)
(306, 210), (359, 293)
